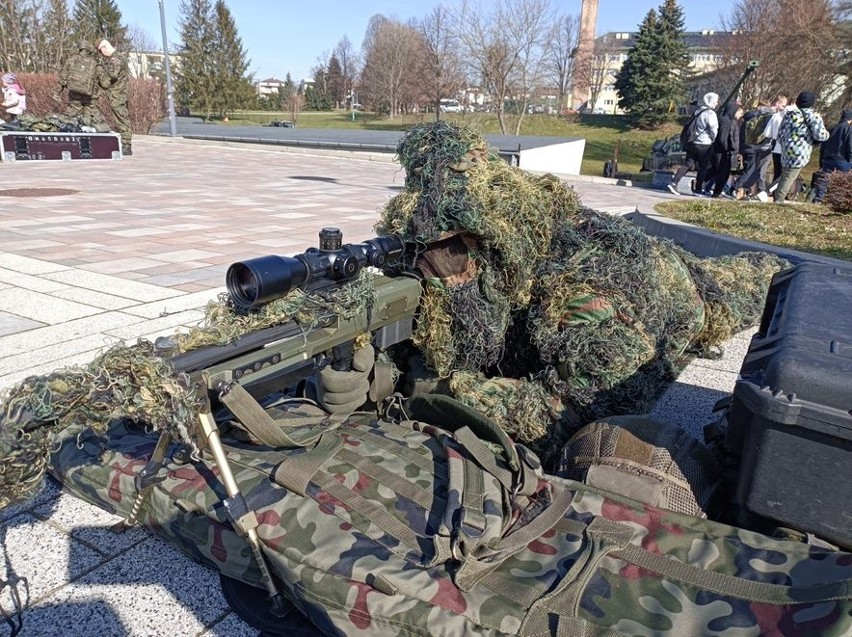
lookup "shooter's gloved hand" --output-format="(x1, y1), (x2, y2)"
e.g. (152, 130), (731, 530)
(315, 345), (375, 414)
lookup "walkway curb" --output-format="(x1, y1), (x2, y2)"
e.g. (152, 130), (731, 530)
(627, 210), (851, 268)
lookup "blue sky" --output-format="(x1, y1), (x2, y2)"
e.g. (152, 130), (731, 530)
(118, 0), (736, 82)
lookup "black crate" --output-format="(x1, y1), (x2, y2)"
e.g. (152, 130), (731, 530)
(0, 131), (121, 161)
(726, 263), (852, 548)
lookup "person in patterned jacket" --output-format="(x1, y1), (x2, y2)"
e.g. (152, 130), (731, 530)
(774, 91), (830, 202)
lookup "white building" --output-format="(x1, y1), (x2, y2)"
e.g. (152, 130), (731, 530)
(127, 50), (182, 80)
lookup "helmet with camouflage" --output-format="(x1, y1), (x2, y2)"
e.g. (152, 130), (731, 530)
(77, 39), (95, 53)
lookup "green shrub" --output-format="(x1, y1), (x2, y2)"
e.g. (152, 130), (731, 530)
(824, 170), (852, 214)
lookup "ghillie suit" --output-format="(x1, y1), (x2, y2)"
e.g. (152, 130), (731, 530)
(378, 122), (786, 465)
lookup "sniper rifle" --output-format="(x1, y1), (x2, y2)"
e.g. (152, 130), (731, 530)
(116, 228), (422, 615)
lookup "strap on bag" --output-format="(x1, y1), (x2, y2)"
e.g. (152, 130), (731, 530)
(219, 382), (346, 448)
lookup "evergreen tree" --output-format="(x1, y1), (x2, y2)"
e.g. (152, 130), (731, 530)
(176, 0), (215, 119)
(327, 54), (344, 107)
(44, 0), (73, 71)
(210, 0), (253, 116)
(71, 0), (126, 48)
(305, 64), (331, 110)
(614, 0), (689, 127)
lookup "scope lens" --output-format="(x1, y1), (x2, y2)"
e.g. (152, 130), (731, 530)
(226, 255), (308, 309)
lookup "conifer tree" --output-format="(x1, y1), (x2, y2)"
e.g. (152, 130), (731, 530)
(210, 0), (253, 116)
(327, 54), (344, 107)
(614, 0), (689, 127)
(71, 0), (126, 48)
(177, 0), (215, 119)
(44, 0), (73, 71)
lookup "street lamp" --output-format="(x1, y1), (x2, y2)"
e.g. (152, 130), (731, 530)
(158, 0), (177, 136)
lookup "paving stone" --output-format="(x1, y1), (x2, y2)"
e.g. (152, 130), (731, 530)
(23, 537), (232, 637)
(0, 311), (45, 337)
(43, 270), (182, 303)
(0, 288), (102, 323)
(0, 267), (72, 294)
(0, 513), (106, 604)
(33, 492), (149, 559)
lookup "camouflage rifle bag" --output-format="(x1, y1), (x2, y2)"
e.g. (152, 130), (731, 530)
(50, 394), (852, 636)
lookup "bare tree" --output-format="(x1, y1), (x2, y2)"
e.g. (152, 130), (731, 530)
(0, 0), (74, 73)
(418, 4), (464, 120)
(126, 24), (159, 78)
(334, 35), (360, 107)
(360, 14), (420, 118)
(453, 0), (553, 134)
(720, 0), (840, 108)
(572, 32), (618, 113)
(127, 24), (158, 52)
(546, 13), (579, 111)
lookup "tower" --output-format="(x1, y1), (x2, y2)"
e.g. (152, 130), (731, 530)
(572, 0), (600, 109)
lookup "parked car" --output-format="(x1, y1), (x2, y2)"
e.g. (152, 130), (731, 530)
(439, 99), (463, 113)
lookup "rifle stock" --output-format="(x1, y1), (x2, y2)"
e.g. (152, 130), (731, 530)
(173, 275), (421, 397)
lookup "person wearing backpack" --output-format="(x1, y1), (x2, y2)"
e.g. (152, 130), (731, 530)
(731, 100), (776, 198)
(97, 38), (132, 156)
(667, 92), (719, 196)
(774, 91), (830, 203)
(54, 40), (107, 131)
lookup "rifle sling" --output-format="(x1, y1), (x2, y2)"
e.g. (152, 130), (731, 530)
(220, 382), (344, 448)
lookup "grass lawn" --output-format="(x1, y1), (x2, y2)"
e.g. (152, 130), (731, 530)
(654, 199), (852, 261)
(219, 110), (680, 178)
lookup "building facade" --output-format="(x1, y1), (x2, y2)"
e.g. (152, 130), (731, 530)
(127, 50), (183, 80)
(582, 30), (730, 114)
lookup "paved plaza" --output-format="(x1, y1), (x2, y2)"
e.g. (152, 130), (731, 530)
(0, 136), (748, 636)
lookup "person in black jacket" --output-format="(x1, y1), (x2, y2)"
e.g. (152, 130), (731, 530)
(710, 102), (744, 197)
(813, 109), (852, 203)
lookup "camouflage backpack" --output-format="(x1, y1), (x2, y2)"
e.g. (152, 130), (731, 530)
(66, 50), (98, 97)
(51, 392), (852, 636)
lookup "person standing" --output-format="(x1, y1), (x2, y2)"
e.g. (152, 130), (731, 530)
(762, 94), (790, 187)
(96, 38), (132, 156)
(813, 109), (852, 203)
(55, 40), (104, 130)
(1, 73), (26, 124)
(731, 100), (775, 198)
(774, 91), (830, 203)
(668, 92), (719, 196)
(710, 102), (743, 197)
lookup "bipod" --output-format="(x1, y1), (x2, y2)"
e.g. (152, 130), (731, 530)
(196, 377), (289, 617)
(112, 428), (172, 532)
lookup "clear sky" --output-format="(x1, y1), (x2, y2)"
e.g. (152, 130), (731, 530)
(118, 0), (736, 82)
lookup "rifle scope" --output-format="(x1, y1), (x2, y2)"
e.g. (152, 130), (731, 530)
(226, 227), (405, 309)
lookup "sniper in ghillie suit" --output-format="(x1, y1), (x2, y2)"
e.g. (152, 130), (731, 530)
(0, 122), (849, 636)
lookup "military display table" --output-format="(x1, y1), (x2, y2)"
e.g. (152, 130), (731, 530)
(0, 130), (122, 161)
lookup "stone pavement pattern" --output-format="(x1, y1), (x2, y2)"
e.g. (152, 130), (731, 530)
(0, 136), (739, 636)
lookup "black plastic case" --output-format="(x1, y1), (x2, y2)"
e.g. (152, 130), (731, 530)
(726, 263), (852, 548)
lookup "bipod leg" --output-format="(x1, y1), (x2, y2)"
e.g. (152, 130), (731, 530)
(197, 406), (289, 617)
(112, 429), (172, 532)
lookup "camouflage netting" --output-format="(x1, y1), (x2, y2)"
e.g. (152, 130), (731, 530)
(378, 121), (786, 465)
(0, 271), (379, 510)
